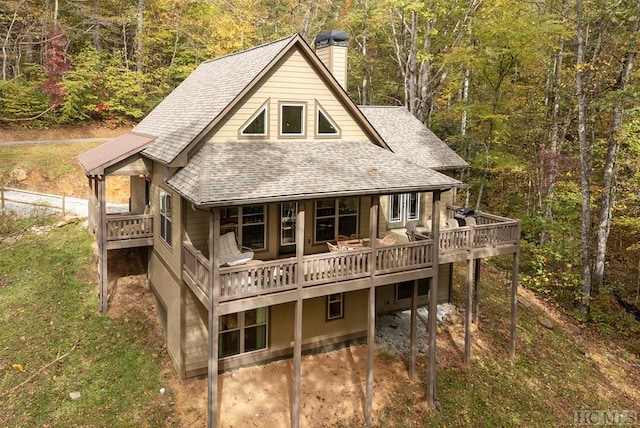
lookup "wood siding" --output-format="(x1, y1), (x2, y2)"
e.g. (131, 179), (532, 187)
(209, 49), (369, 142)
(148, 249), (182, 373)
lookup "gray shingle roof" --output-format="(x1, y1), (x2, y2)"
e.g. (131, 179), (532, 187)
(359, 106), (468, 170)
(167, 140), (461, 207)
(136, 35), (297, 164)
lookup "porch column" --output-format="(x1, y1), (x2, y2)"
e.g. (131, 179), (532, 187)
(510, 248), (520, 358)
(98, 176), (108, 314)
(365, 195), (379, 427)
(464, 258), (474, 364)
(208, 208), (221, 428)
(473, 259), (481, 325)
(409, 279), (418, 380)
(427, 190), (441, 408)
(292, 206), (305, 428)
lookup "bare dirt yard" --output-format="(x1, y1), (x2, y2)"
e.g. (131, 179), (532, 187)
(106, 249), (473, 427)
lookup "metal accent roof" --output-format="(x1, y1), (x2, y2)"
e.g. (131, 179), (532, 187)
(77, 132), (155, 175)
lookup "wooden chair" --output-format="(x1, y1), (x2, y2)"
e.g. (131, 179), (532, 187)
(327, 242), (341, 252)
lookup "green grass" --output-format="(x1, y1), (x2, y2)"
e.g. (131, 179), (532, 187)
(0, 220), (178, 427)
(373, 265), (640, 427)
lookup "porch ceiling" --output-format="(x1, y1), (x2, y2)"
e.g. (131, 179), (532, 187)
(168, 139), (463, 207)
(77, 132), (156, 176)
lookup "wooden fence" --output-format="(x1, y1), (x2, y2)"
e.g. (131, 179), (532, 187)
(0, 180), (68, 216)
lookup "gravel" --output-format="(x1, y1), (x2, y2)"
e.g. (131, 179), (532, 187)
(376, 303), (457, 357)
(1, 189), (126, 218)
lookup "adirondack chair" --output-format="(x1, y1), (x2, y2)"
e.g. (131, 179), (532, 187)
(219, 231), (254, 266)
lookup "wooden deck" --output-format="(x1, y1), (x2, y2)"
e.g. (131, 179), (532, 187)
(182, 208), (519, 312)
(88, 196), (154, 250)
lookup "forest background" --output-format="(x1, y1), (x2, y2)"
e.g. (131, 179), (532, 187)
(1, 0), (639, 349)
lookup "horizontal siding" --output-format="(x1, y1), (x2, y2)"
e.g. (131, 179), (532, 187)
(149, 250), (182, 371)
(211, 49), (369, 142)
(149, 163), (182, 275)
(183, 287), (208, 374)
(184, 208), (209, 249)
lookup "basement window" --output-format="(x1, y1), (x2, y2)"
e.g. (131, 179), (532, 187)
(327, 293), (344, 320)
(219, 308), (268, 358)
(396, 279), (430, 301)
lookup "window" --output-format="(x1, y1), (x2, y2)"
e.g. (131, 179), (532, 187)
(159, 189), (172, 246)
(316, 106), (339, 136)
(389, 193), (420, 227)
(220, 205), (266, 250)
(396, 279), (430, 301)
(327, 293), (344, 320)
(219, 308), (268, 358)
(280, 103), (305, 136)
(241, 105), (268, 136)
(314, 198), (358, 243)
(241, 205), (265, 250)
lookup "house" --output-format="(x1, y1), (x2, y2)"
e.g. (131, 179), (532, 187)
(78, 31), (520, 427)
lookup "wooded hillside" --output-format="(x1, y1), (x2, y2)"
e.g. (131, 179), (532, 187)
(1, 0), (639, 334)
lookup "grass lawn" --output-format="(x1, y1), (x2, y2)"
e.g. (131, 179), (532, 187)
(0, 219), (178, 426)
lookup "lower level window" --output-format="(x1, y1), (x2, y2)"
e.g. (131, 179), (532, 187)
(396, 279), (429, 301)
(327, 293), (344, 320)
(219, 308), (268, 358)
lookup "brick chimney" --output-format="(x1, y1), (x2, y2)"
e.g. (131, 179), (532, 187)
(314, 30), (349, 90)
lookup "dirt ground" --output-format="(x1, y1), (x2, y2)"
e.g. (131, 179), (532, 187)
(105, 249), (480, 427)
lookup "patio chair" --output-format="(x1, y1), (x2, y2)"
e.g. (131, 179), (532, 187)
(219, 231), (254, 266)
(377, 234), (397, 246)
(447, 218), (460, 229)
(406, 223), (418, 242)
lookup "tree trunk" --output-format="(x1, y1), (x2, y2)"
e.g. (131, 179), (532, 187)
(136, 0), (144, 73)
(592, 19), (639, 291)
(576, 0), (592, 315)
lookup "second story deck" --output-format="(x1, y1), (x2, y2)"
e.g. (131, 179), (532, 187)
(181, 207), (520, 314)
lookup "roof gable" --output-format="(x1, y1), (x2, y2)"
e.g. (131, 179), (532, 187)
(135, 33), (388, 166)
(137, 35), (297, 164)
(77, 132), (155, 176)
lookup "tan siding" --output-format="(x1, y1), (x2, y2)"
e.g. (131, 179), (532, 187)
(184, 208), (209, 250)
(183, 287), (208, 375)
(148, 250), (182, 372)
(149, 162), (182, 275)
(209, 49), (369, 142)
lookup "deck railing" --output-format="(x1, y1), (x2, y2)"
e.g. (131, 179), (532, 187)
(105, 214), (154, 241)
(183, 240), (434, 301)
(182, 211), (519, 302)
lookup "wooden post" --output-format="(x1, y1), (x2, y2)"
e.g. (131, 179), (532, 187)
(409, 279), (418, 380)
(62, 194), (66, 216)
(473, 259), (480, 324)
(1, 177), (4, 210)
(510, 249), (520, 358)
(464, 258), (474, 364)
(208, 208), (221, 428)
(427, 190), (441, 408)
(365, 196), (379, 427)
(292, 206), (305, 428)
(292, 298), (303, 428)
(98, 177), (108, 313)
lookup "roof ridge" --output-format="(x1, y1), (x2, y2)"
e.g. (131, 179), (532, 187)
(200, 34), (298, 65)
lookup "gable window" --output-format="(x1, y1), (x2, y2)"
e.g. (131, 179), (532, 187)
(327, 293), (344, 320)
(219, 308), (268, 358)
(315, 198), (358, 243)
(396, 279), (430, 301)
(159, 189), (172, 246)
(280, 103), (305, 136)
(241, 104), (268, 136)
(316, 106), (339, 136)
(220, 205), (265, 250)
